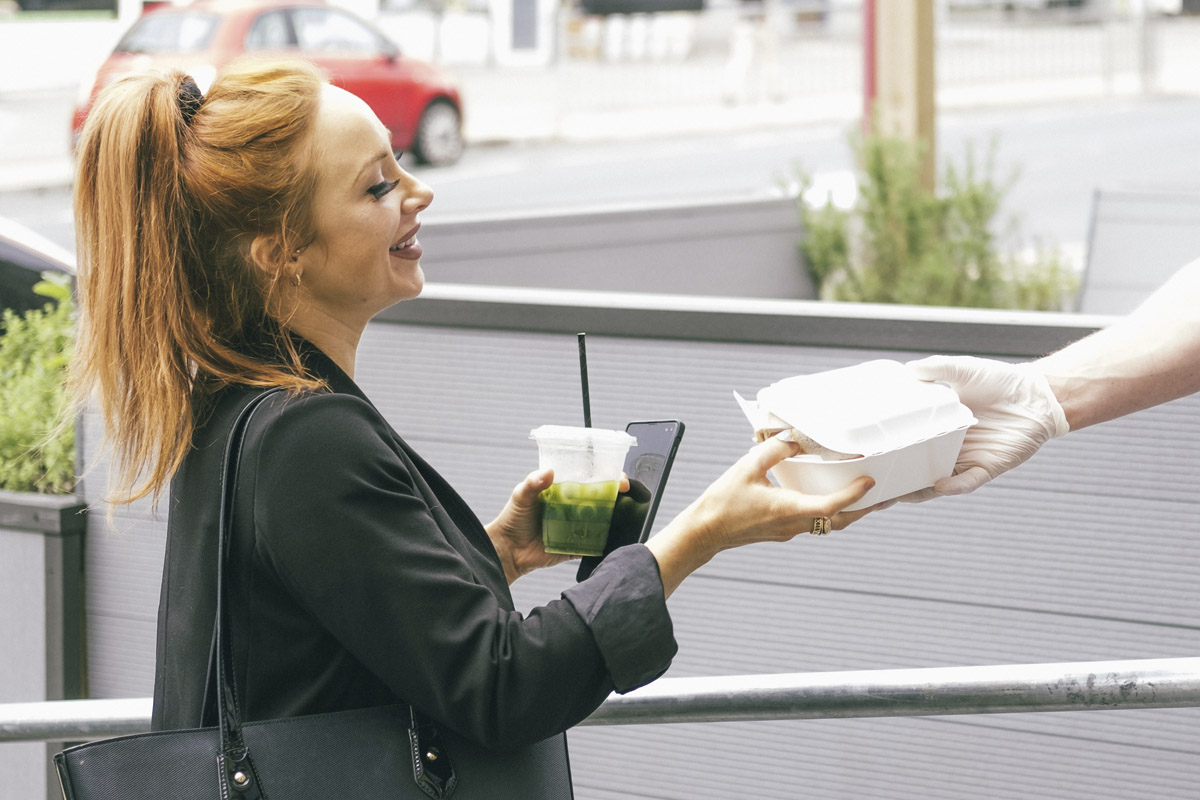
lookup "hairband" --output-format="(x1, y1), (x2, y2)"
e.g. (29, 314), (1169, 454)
(178, 76), (204, 126)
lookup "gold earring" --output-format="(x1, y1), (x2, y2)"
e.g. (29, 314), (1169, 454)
(288, 272), (302, 287)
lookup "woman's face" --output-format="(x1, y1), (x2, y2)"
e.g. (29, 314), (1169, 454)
(294, 84), (433, 328)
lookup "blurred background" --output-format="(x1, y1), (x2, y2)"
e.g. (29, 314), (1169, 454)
(2, 0), (1199, 302)
(4, 2), (1200, 799)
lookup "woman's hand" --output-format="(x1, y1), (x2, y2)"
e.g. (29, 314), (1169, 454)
(485, 469), (568, 584)
(486, 469), (630, 584)
(646, 434), (878, 598)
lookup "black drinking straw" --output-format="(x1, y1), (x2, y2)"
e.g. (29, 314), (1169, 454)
(577, 332), (592, 427)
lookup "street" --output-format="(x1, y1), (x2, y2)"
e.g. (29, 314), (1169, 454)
(4, 93), (1200, 273)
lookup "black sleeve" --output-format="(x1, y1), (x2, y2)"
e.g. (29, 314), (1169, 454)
(249, 392), (676, 748)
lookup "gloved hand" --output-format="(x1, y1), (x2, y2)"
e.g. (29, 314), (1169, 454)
(577, 478), (652, 582)
(902, 355), (1070, 501)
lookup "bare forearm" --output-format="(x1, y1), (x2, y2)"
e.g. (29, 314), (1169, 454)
(1035, 258), (1200, 430)
(644, 505), (720, 600)
(642, 442), (875, 599)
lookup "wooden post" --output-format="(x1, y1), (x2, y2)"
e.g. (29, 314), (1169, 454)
(871, 0), (936, 190)
(862, 0), (877, 135)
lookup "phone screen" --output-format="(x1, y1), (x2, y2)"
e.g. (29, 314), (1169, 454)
(623, 420), (685, 543)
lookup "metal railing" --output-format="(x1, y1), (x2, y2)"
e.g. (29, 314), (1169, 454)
(4, 657), (1200, 744)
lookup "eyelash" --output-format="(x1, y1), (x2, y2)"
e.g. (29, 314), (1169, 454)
(368, 178), (401, 200)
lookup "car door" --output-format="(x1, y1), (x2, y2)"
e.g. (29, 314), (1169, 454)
(286, 6), (421, 148)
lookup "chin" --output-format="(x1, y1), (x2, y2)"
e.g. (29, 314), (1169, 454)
(404, 267), (425, 298)
(392, 269), (425, 303)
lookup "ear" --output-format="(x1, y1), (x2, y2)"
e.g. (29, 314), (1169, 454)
(248, 234), (295, 281)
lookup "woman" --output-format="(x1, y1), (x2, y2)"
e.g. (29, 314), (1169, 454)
(70, 58), (874, 779)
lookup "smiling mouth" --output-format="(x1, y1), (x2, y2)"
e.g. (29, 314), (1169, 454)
(390, 235), (417, 252)
(389, 224), (422, 260)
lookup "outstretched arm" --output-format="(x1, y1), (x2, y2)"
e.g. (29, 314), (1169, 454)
(646, 435), (875, 598)
(906, 256), (1200, 499)
(1037, 257), (1200, 430)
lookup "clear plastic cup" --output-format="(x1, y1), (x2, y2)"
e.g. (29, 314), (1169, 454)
(529, 425), (636, 557)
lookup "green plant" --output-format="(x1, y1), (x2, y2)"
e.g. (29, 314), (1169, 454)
(792, 131), (1078, 311)
(0, 272), (76, 494)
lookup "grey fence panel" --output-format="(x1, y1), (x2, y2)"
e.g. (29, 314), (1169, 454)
(569, 709), (1200, 800)
(1079, 189), (1200, 315)
(77, 409), (165, 700)
(417, 196), (814, 300)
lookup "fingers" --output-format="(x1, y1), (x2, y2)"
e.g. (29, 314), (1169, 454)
(774, 475), (875, 534)
(741, 430), (802, 474)
(818, 474), (875, 513)
(778, 476), (875, 540)
(833, 497), (896, 528)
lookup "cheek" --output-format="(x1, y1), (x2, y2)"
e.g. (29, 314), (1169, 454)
(367, 205), (401, 246)
(312, 202), (399, 273)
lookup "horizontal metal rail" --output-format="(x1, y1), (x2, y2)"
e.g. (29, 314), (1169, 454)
(581, 657), (1200, 725)
(3, 657), (1199, 743)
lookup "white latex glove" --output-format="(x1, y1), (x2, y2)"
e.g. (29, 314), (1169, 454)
(901, 355), (1070, 501)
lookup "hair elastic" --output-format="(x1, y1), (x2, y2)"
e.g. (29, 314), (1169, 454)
(178, 76), (204, 126)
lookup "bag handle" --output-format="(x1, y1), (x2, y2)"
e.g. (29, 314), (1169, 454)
(212, 388), (284, 799)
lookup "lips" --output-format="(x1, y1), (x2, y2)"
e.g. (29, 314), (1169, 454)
(389, 224), (422, 260)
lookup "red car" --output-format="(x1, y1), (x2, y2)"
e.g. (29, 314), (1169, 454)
(72, 0), (464, 166)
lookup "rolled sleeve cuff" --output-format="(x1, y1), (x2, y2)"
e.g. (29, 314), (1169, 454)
(562, 544), (677, 694)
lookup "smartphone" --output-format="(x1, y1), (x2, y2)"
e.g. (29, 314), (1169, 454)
(623, 420), (686, 543)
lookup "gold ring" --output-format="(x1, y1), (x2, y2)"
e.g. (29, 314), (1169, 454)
(810, 517), (831, 536)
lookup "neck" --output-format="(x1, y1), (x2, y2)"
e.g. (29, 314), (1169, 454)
(286, 310), (363, 380)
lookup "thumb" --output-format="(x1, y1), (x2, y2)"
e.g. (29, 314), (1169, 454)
(905, 355), (972, 384)
(898, 485), (941, 504)
(932, 466), (991, 496)
(511, 468), (553, 508)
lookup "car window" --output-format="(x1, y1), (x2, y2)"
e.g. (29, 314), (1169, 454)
(290, 7), (385, 55)
(115, 12), (220, 54)
(245, 9), (293, 51)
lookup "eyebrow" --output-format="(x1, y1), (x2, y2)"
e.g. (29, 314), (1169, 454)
(356, 146), (391, 181)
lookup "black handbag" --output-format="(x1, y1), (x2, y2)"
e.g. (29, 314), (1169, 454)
(55, 388), (574, 800)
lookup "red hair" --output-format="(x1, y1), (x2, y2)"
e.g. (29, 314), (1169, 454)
(71, 58), (326, 506)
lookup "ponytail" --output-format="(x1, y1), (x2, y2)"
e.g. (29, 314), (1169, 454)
(71, 60), (324, 507)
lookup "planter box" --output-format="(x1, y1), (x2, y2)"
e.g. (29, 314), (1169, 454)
(0, 489), (87, 800)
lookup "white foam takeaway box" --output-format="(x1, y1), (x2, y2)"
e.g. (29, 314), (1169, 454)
(735, 360), (976, 511)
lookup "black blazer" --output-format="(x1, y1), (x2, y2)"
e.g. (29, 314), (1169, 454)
(150, 343), (676, 748)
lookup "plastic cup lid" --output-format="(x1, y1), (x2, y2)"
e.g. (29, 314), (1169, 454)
(529, 425), (637, 448)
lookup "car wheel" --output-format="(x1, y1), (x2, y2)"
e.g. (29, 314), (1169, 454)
(412, 99), (463, 167)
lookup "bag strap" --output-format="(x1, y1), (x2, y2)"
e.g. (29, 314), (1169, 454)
(212, 387), (284, 799)
(204, 385), (461, 800)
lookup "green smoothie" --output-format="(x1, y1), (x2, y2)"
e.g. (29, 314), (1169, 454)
(540, 480), (621, 556)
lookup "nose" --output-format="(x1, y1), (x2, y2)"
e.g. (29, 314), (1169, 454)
(400, 170), (433, 216)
